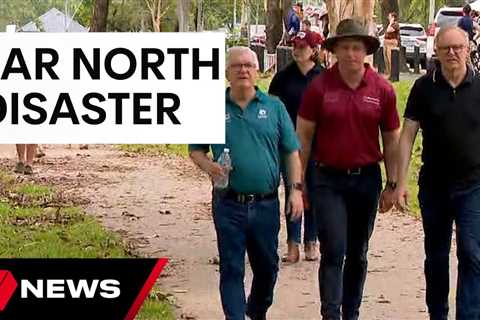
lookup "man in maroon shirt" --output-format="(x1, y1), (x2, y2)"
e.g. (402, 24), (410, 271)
(297, 19), (400, 320)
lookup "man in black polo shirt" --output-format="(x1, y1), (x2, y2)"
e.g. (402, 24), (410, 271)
(397, 26), (480, 320)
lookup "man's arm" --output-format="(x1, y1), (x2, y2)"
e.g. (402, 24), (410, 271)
(396, 119), (420, 211)
(189, 150), (224, 180)
(381, 129), (401, 183)
(378, 128), (400, 213)
(285, 150), (302, 187)
(285, 150), (303, 220)
(296, 116), (316, 179)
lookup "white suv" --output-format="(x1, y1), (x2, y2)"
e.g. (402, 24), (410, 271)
(400, 23), (427, 68)
(426, 7), (464, 63)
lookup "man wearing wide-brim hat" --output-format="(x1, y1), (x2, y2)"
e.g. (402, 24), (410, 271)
(297, 18), (400, 320)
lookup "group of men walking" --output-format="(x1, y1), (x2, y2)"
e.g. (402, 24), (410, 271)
(190, 17), (480, 320)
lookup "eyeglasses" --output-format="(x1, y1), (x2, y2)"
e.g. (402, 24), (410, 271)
(229, 63), (256, 71)
(437, 44), (466, 54)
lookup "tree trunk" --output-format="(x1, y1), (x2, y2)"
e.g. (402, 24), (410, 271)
(240, 0), (249, 38)
(145, 0), (164, 32)
(325, 0), (376, 35)
(176, 0), (191, 32)
(90, 0), (109, 32)
(281, 0), (292, 30)
(266, 0), (282, 53)
(353, 0), (375, 28)
(326, 0), (353, 36)
(195, 0), (203, 31)
(380, 0), (399, 28)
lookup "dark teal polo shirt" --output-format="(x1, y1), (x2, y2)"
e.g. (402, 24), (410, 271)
(189, 87), (300, 194)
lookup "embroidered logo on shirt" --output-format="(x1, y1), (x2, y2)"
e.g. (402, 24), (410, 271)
(324, 93), (339, 103)
(258, 109), (268, 119)
(363, 96), (380, 106)
(226, 112), (231, 122)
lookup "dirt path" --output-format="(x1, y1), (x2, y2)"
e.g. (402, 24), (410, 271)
(0, 144), (457, 319)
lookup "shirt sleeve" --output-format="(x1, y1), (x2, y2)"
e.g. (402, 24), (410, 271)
(298, 80), (320, 122)
(380, 84), (400, 131)
(188, 144), (210, 153)
(277, 101), (300, 154)
(403, 79), (423, 122)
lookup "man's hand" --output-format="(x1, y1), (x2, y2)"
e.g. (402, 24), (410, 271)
(287, 189), (304, 221)
(395, 185), (409, 213)
(379, 188), (396, 213)
(207, 162), (226, 181)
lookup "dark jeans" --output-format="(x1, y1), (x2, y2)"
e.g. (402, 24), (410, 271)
(418, 179), (480, 320)
(212, 194), (281, 320)
(314, 164), (382, 320)
(282, 160), (317, 244)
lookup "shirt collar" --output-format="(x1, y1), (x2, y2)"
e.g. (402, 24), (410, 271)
(332, 62), (373, 89)
(292, 62), (321, 77)
(432, 64), (475, 87)
(225, 86), (266, 104)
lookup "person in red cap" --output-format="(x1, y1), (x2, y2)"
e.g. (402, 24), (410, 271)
(269, 30), (323, 264)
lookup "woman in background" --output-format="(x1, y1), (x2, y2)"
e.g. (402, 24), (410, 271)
(269, 30), (323, 263)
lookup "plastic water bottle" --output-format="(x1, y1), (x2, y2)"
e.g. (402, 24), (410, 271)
(214, 148), (231, 189)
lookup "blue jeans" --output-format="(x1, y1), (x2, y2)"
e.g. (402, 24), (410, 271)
(282, 160), (317, 244)
(314, 164), (382, 320)
(212, 194), (280, 320)
(418, 178), (480, 320)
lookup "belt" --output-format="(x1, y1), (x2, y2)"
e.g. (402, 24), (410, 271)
(315, 162), (378, 176)
(223, 189), (278, 204)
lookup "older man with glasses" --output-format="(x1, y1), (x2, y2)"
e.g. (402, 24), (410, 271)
(189, 47), (303, 320)
(397, 26), (480, 320)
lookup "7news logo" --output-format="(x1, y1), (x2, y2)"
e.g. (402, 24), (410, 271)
(0, 258), (167, 319)
(0, 270), (17, 311)
(0, 270), (120, 311)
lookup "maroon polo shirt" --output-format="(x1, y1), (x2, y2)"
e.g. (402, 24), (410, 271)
(298, 63), (400, 169)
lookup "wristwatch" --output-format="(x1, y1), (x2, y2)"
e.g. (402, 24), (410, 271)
(289, 182), (304, 191)
(385, 181), (397, 190)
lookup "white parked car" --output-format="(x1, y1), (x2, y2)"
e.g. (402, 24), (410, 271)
(399, 23), (427, 68)
(426, 7), (464, 63)
(379, 23), (427, 68)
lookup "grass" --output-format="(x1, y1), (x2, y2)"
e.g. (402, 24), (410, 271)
(119, 144), (189, 158)
(0, 171), (175, 319)
(392, 80), (422, 216)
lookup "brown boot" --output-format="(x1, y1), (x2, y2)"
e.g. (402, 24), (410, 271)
(281, 241), (300, 264)
(304, 241), (319, 261)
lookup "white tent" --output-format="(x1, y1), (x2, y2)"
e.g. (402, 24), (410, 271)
(18, 7), (88, 32)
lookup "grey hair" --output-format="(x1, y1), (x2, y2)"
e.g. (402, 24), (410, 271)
(434, 26), (469, 48)
(226, 46), (259, 70)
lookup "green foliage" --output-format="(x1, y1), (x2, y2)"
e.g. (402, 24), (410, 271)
(0, 0), (264, 33)
(0, 0), (92, 31)
(119, 144), (189, 157)
(386, 0), (469, 28)
(392, 80), (422, 215)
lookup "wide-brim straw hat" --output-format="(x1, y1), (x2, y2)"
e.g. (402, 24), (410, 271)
(323, 18), (380, 55)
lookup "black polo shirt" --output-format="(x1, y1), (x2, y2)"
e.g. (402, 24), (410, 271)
(268, 62), (323, 127)
(404, 67), (480, 189)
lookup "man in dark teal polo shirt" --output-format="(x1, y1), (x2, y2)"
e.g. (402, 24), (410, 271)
(189, 46), (303, 320)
